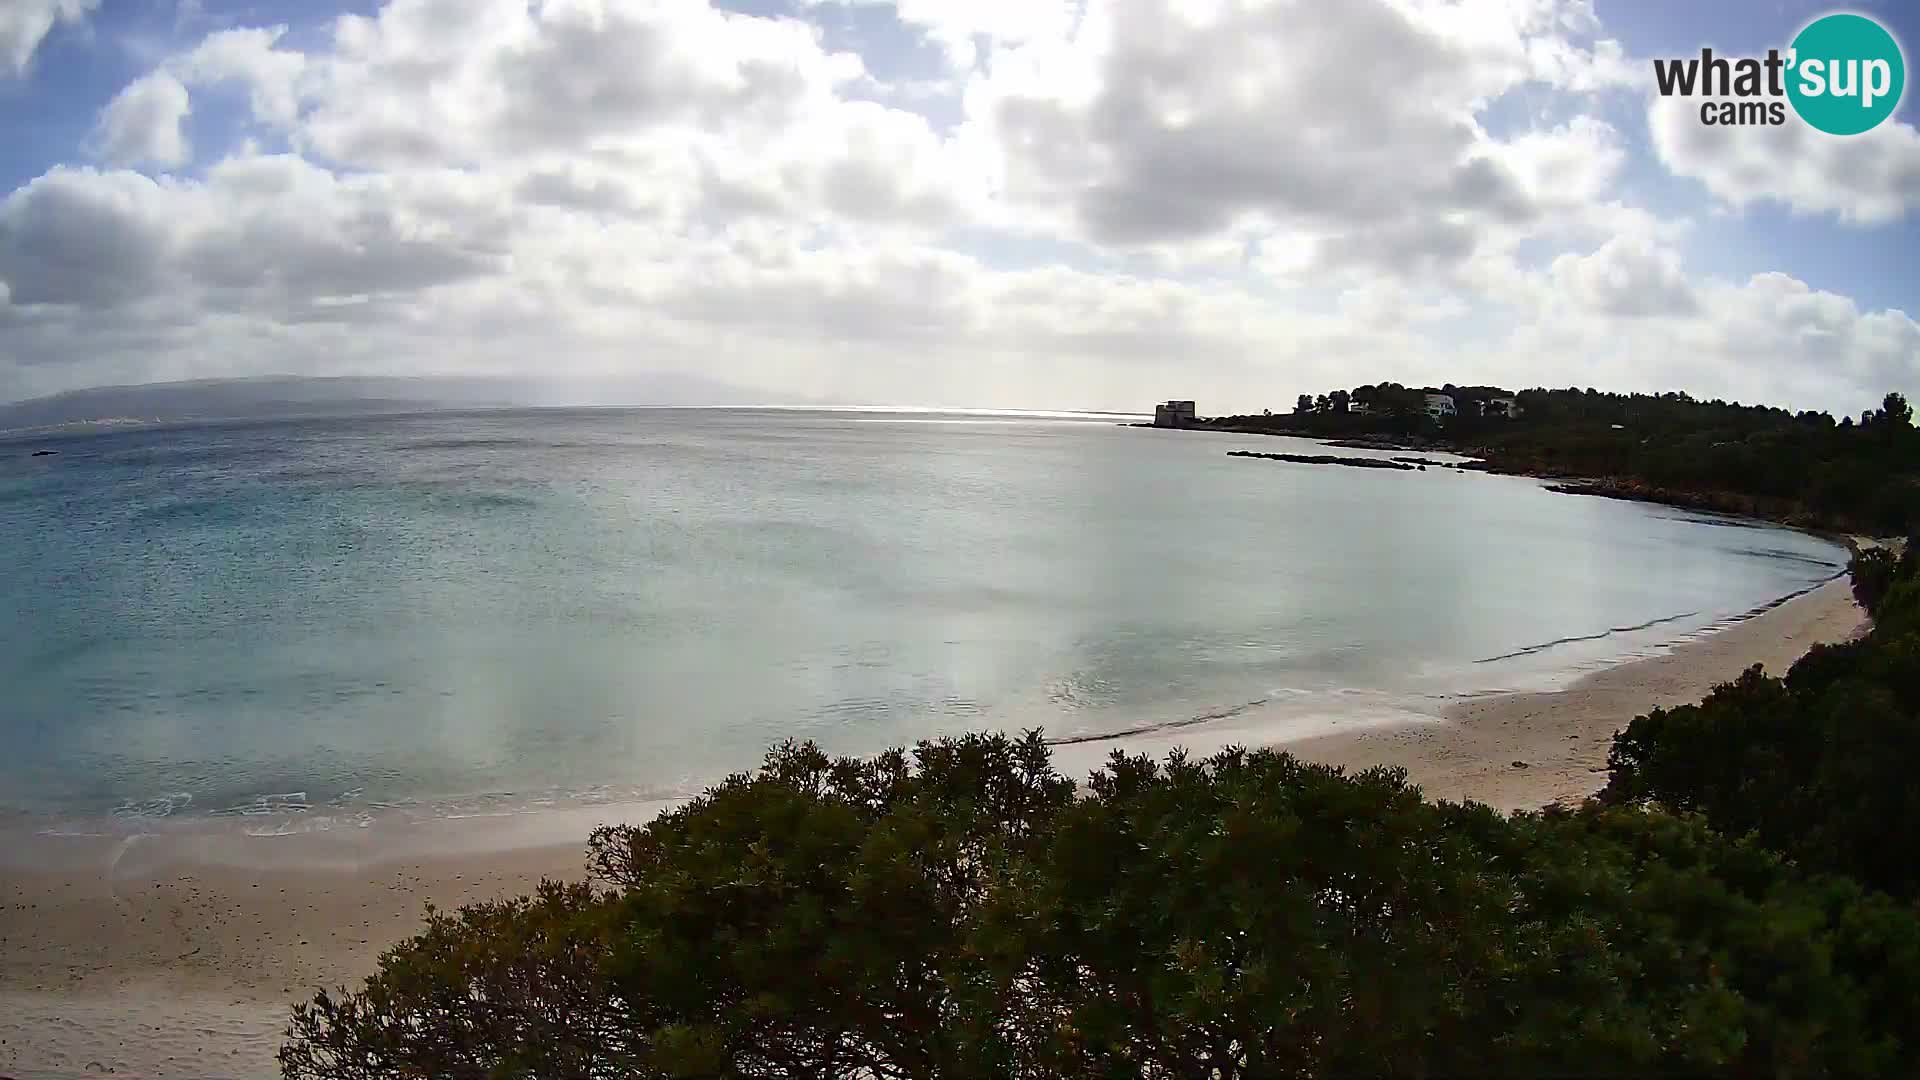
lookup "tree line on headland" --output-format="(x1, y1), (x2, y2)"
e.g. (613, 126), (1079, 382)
(283, 545), (1920, 1078)
(1202, 384), (1919, 536)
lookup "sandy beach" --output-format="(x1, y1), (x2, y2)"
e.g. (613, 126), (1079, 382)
(1293, 575), (1868, 810)
(0, 577), (1868, 1079)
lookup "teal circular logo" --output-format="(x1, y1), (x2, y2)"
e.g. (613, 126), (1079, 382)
(1787, 13), (1905, 135)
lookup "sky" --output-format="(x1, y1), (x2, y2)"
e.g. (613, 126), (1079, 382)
(0, 0), (1915, 415)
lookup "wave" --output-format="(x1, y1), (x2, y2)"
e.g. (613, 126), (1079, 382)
(1045, 696), (1271, 747)
(1473, 569), (1847, 666)
(1726, 570), (1845, 619)
(243, 812), (373, 837)
(206, 791), (312, 817)
(1731, 546), (1844, 570)
(1474, 610), (1703, 664)
(112, 792), (194, 819)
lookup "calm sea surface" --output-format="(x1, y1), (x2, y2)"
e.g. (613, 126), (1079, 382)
(0, 409), (1846, 825)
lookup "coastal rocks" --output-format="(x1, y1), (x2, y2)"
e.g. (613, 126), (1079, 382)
(1542, 479), (1784, 522)
(1325, 437), (1436, 452)
(1228, 451), (1417, 471)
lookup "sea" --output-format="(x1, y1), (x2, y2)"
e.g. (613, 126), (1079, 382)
(0, 408), (1848, 834)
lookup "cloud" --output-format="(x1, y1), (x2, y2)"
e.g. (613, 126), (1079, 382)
(952, 0), (1636, 274)
(1650, 95), (1920, 225)
(0, 0), (95, 79)
(1, 0), (1913, 416)
(1492, 116), (1628, 208)
(514, 164), (659, 217)
(175, 27), (308, 127)
(93, 71), (193, 167)
(275, 0), (869, 169)
(1549, 235), (1697, 317)
(806, 0), (1082, 69)
(1485, 252), (1918, 409)
(129, 0), (963, 230)
(0, 158), (501, 314)
(0, 168), (177, 308)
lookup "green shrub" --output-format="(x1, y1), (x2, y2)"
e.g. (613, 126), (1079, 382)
(1605, 540), (1920, 897)
(282, 735), (1920, 1079)
(1850, 546), (1900, 615)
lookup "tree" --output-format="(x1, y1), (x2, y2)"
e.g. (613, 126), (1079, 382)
(1883, 392), (1913, 430)
(1329, 389), (1350, 414)
(284, 733), (1076, 1080)
(1605, 542), (1920, 897)
(1295, 394), (1313, 415)
(1850, 547), (1901, 614)
(1216, 382), (1917, 531)
(284, 736), (1920, 1079)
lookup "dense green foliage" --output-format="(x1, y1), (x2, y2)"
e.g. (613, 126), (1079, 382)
(282, 731), (1920, 1079)
(1606, 540), (1920, 897)
(1208, 385), (1920, 533)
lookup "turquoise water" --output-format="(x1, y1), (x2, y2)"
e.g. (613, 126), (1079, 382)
(0, 409), (1846, 824)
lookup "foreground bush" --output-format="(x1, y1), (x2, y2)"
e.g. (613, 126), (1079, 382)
(1606, 539), (1920, 896)
(282, 734), (1920, 1079)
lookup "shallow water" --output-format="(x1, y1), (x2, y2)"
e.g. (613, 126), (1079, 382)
(0, 408), (1846, 826)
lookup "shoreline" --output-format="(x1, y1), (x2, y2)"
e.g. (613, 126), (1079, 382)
(0, 579), (1869, 1078)
(1279, 576), (1866, 810)
(1139, 422), (1881, 539)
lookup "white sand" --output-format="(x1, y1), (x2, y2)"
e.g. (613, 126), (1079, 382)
(0, 578), (1868, 1079)
(1287, 576), (1867, 810)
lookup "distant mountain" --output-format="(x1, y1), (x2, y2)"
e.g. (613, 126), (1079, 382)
(0, 374), (810, 433)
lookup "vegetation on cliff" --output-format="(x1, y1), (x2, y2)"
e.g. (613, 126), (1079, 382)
(1208, 385), (1919, 534)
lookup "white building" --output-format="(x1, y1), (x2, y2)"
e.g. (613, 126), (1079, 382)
(1423, 393), (1456, 420)
(1153, 400), (1197, 428)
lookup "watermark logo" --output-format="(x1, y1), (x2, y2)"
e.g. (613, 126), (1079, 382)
(1652, 11), (1905, 135)
(1788, 13), (1904, 134)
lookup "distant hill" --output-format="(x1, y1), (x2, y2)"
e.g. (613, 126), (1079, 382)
(0, 374), (808, 433)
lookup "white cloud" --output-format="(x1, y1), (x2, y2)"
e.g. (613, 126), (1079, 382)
(1443, 214), (1917, 407)
(93, 71), (192, 167)
(1548, 235), (1697, 317)
(0, 168), (181, 309)
(175, 27), (307, 127)
(1650, 94), (1920, 225)
(0, 0), (95, 78)
(951, 0), (1639, 276)
(0, 158), (501, 311)
(1489, 116), (1626, 208)
(278, 0), (868, 169)
(2, 0), (1915, 416)
(808, 0), (1083, 69)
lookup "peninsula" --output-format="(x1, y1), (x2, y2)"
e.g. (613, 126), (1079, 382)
(1175, 384), (1918, 537)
